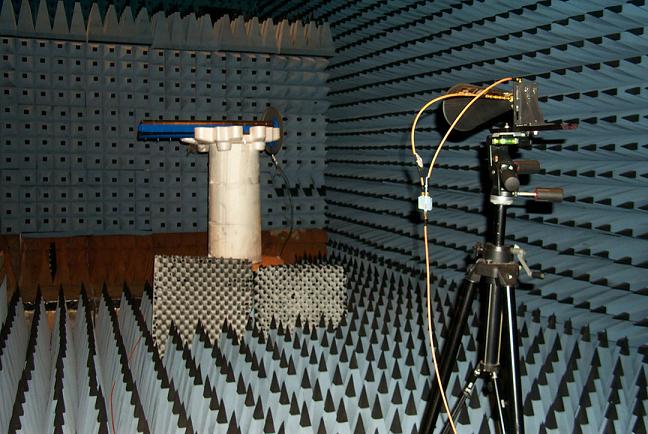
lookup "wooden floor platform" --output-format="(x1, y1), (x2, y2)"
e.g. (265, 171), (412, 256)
(0, 229), (327, 302)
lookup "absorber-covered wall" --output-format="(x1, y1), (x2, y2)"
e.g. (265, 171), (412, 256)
(261, 0), (648, 352)
(0, 0), (333, 234)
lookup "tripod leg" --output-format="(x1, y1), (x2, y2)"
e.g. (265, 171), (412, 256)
(419, 276), (479, 434)
(492, 374), (507, 434)
(483, 279), (503, 371)
(502, 285), (524, 434)
(440, 368), (481, 434)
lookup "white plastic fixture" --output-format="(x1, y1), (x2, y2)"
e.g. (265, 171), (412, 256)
(183, 125), (280, 263)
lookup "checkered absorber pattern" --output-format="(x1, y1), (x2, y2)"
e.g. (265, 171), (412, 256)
(254, 263), (347, 332)
(152, 255), (253, 354)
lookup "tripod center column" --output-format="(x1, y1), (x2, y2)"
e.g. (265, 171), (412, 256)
(493, 204), (507, 246)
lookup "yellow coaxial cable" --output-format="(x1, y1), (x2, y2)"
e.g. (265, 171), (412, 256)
(410, 77), (514, 434)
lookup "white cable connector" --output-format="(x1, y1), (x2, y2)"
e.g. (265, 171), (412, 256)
(418, 193), (433, 212)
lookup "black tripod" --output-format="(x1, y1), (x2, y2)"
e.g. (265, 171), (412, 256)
(420, 128), (564, 434)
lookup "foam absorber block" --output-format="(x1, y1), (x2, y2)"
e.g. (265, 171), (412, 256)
(254, 263), (347, 333)
(152, 255), (254, 355)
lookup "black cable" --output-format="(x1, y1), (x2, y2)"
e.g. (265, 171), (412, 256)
(270, 155), (295, 258)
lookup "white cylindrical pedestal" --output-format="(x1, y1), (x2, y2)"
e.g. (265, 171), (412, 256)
(203, 126), (265, 263)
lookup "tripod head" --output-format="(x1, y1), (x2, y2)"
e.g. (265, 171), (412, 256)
(483, 79), (578, 208)
(438, 78), (578, 209)
(487, 124), (576, 208)
(477, 81), (578, 279)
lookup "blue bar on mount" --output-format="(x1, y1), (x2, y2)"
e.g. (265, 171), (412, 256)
(137, 122), (262, 141)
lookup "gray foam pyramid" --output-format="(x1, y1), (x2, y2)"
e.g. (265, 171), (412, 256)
(1, 252), (647, 432)
(0, 1), (334, 55)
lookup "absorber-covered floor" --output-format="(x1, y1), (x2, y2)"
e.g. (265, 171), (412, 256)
(0, 255), (646, 433)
